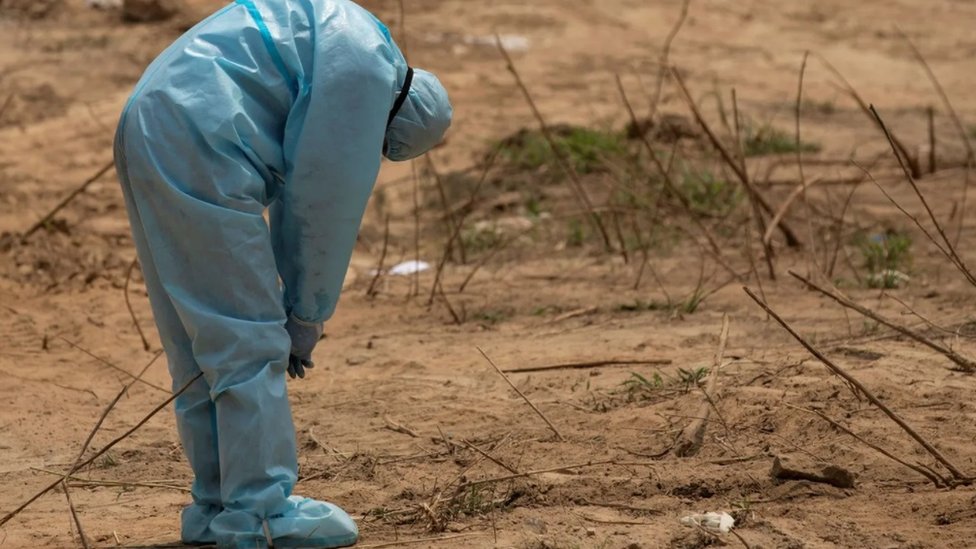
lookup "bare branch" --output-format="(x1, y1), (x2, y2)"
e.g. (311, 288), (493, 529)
(743, 286), (970, 482)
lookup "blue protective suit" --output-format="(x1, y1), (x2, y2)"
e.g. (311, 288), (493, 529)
(112, 0), (451, 547)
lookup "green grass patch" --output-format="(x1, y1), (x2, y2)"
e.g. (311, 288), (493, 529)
(460, 225), (503, 254)
(677, 366), (709, 391)
(680, 167), (742, 215)
(496, 124), (628, 174)
(472, 308), (514, 325)
(744, 123), (821, 157)
(855, 230), (912, 289)
(566, 218), (587, 247)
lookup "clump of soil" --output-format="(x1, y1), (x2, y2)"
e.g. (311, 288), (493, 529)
(0, 0), (62, 19)
(122, 0), (179, 23)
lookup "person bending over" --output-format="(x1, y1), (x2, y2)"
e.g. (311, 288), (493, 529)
(114, 0), (451, 546)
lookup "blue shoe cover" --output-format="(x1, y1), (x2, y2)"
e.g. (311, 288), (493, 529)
(211, 496), (358, 548)
(266, 497), (359, 548)
(182, 503), (222, 545)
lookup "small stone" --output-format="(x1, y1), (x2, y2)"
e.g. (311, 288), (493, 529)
(820, 464), (856, 489)
(585, 527), (597, 537)
(345, 356), (368, 366)
(771, 454), (855, 489)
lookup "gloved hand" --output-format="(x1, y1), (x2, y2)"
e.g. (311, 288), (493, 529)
(284, 314), (323, 379)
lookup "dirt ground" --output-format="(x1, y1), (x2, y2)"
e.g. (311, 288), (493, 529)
(3, 0), (976, 547)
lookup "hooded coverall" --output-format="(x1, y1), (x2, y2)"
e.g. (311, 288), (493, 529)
(113, 0), (452, 546)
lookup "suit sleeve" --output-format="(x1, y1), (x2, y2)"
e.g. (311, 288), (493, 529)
(271, 26), (398, 324)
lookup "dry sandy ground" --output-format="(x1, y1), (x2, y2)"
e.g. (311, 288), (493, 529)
(3, 0), (976, 547)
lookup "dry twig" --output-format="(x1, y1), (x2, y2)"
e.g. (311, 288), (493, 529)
(61, 482), (90, 549)
(647, 0), (690, 118)
(462, 460), (652, 489)
(794, 51), (821, 274)
(502, 358), (672, 374)
(383, 416), (420, 438)
(31, 468), (190, 493)
(427, 147), (501, 306)
(743, 287), (970, 482)
(616, 74), (723, 254)
(123, 257), (152, 351)
(460, 439), (520, 475)
(409, 160), (422, 298)
(496, 35), (612, 250)
(548, 306), (598, 324)
(478, 347), (565, 441)
(359, 534), (483, 548)
(784, 404), (948, 486)
(420, 434), (513, 527)
(60, 337), (168, 394)
(395, 0), (408, 58)
(0, 372), (203, 528)
(870, 105), (976, 289)
(366, 216), (391, 298)
(670, 68), (801, 247)
(897, 28), (974, 163)
(674, 315), (730, 457)
(731, 88), (777, 280)
(22, 160), (115, 241)
(425, 154), (467, 264)
(817, 56), (921, 178)
(580, 499), (662, 515)
(762, 177), (825, 247)
(790, 271), (976, 372)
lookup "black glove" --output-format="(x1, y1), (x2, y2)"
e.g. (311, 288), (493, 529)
(284, 314), (323, 379)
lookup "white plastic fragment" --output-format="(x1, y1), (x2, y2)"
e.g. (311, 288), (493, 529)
(387, 260), (430, 276)
(680, 511), (735, 534)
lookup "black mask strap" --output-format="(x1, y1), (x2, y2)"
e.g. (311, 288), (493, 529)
(387, 66), (414, 129)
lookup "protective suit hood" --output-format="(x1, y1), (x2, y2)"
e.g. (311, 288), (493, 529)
(384, 68), (452, 161)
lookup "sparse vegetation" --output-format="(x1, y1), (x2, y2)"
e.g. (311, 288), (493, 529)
(97, 453), (119, 469)
(681, 167), (742, 216)
(680, 285), (708, 314)
(496, 125), (628, 174)
(460, 224), (503, 254)
(616, 284), (709, 317)
(472, 308), (514, 325)
(678, 366), (709, 391)
(565, 218), (586, 247)
(855, 230), (912, 288)
(744, 123), (822, 156)
(530, 305), (562, 316)
(453, 484), (495, 517)
(622, 371), (664, 400)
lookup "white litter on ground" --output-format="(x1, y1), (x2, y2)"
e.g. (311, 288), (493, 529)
(386, 260), (431, 276)
(680, 511), (735, 534)
(463, 34), (530, 52)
